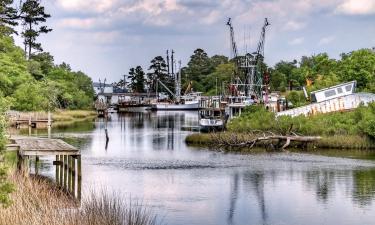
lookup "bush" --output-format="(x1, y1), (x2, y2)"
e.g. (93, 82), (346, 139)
(228, 102), (375, 138)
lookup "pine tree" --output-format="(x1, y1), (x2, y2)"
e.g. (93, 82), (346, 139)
(147, 56), (169, 92)
(20, 0), (52, 59)
(128, 66), (146, 93)
(0, 0), (18, 35)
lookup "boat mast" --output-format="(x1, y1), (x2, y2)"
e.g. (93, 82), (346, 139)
(176, 60), (182, 102)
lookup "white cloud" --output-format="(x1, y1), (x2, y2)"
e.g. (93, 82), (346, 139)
(318, 36), (335, 45)
(289, 37), (304, 45)
(202, 10), (221, 25)
(335, 0), (375, 15)
(283, 20), (306, 31)
(59, 18), (99, 29)
(57, 0), (118, 13)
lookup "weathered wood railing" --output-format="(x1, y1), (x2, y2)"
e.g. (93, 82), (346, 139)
(6, 137), (82, 200)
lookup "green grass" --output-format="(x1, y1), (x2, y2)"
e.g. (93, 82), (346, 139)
(53, 110), (97, 122)
(227, 103), (375, 138)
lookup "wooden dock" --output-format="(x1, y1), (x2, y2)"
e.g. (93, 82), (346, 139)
(8, 111), (53, 128)
(6, 137), (82, 200)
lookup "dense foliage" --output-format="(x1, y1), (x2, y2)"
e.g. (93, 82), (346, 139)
(228, 103), (375, 139)
(0, 35), (94, 111)
(128, 66), (146, 93)
(0, 97), (13, 207)
(182, 49), (233, 94)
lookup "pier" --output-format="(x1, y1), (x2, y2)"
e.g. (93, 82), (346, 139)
(8, 111), (52, 128)
(6, 137), (82, 200)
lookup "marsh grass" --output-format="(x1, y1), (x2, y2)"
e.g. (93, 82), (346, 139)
(0, 174), (161, 225)
(53, 110), (97, 122)
(186, 133), (375, 150)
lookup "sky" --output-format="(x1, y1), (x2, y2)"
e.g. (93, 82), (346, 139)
(13, 0), (375, 83)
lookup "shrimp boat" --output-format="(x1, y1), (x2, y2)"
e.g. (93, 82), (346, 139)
(150, 60), (201, 111)
(151, 92), (201, 111)
(199, 96), (228, 132)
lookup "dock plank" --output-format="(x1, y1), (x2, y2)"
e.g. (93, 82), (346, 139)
(9, 137), (79, 156)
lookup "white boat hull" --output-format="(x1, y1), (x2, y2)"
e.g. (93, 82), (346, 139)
(118, 106), (149, 113)
(199, 118), (225, 132)
(152, 102), (200, 111)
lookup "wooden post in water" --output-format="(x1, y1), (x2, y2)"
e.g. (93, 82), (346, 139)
(63, 155), (68, 190)
(68, 156), (72, 195)
(35, 156), (39, 175)
(59, 155), (64, 186)
(55, 155), (59, 185)
(77, 155), (82, 200)
(72, 156), (76, 197)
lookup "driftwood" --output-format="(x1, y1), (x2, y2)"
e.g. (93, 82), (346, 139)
(211, 131), (321, 150)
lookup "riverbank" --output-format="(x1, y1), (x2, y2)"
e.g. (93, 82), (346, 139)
(186, 104), (375, 151)
(53, 110), (97, 123)
(185, 133), (375, 151)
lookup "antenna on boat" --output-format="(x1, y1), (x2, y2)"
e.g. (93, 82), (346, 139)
(166, 50), (170, 76)
(171, 50), (175, 76)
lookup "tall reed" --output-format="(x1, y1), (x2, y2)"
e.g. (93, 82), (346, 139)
(0, 174), (161, 225)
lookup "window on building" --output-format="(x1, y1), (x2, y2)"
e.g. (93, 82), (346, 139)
(345, 85), (352, 92)
(337, 87), (343, 94)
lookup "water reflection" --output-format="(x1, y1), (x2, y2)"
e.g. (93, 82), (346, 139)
(27, 112), (375, 225)
(352, 168), (375, 206)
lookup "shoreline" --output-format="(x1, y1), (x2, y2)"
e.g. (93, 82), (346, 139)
(185, 133), (375, 151)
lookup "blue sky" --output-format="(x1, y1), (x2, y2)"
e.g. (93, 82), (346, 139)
(13, 0), (375, 83)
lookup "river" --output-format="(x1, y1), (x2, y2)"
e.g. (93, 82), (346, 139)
(25, 111), (375, 225)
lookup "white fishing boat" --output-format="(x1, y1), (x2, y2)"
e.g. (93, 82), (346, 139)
(199, 118), (225, 132)
(198, 96), (227, 132)
(151, 60), (202, 111)
(151, 92), (201, 111)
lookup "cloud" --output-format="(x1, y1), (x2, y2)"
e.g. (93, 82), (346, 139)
(56, 0), (118, 13)
(283, 20), (306, 31)
(318, 36), (335, 45)
(289, 37), (304, 45)
(335, 0), (375, 15)
(201, 10), (221, 25)
(58, 18), (105, 29)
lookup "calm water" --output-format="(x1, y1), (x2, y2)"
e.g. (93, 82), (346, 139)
(27, 112), (375, 225)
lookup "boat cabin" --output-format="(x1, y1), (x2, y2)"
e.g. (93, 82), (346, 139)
(310, 81), (356, 103)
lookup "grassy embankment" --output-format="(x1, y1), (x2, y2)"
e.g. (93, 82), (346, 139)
(0, 174), (160, 225)
(186, 104), (375, 151)
(0, 153), (161, 225)
(52, 110), (97, 126)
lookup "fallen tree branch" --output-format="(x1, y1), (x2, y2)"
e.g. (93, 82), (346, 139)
(211, 132), (321, 150)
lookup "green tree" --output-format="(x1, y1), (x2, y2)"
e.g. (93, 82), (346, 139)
(20, 0), (52, 59)
(147, 56), (171, 93)
(202, 63), (234, 95)
(0, 0), (18, 35)
(337, 49), (375, 92)
(210, 55), (228, 68)
(30, 52), (54, 74)
(0, 96), (13, 207)
(0, 35), (33, 96)
(128, 66), (145, 93)
(185, 48), (213, 90)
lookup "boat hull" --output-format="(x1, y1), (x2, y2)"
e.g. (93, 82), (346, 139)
(199, 118), (225, 132)
(118, 106), (150, 113)
(151, 102), (200, 111)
